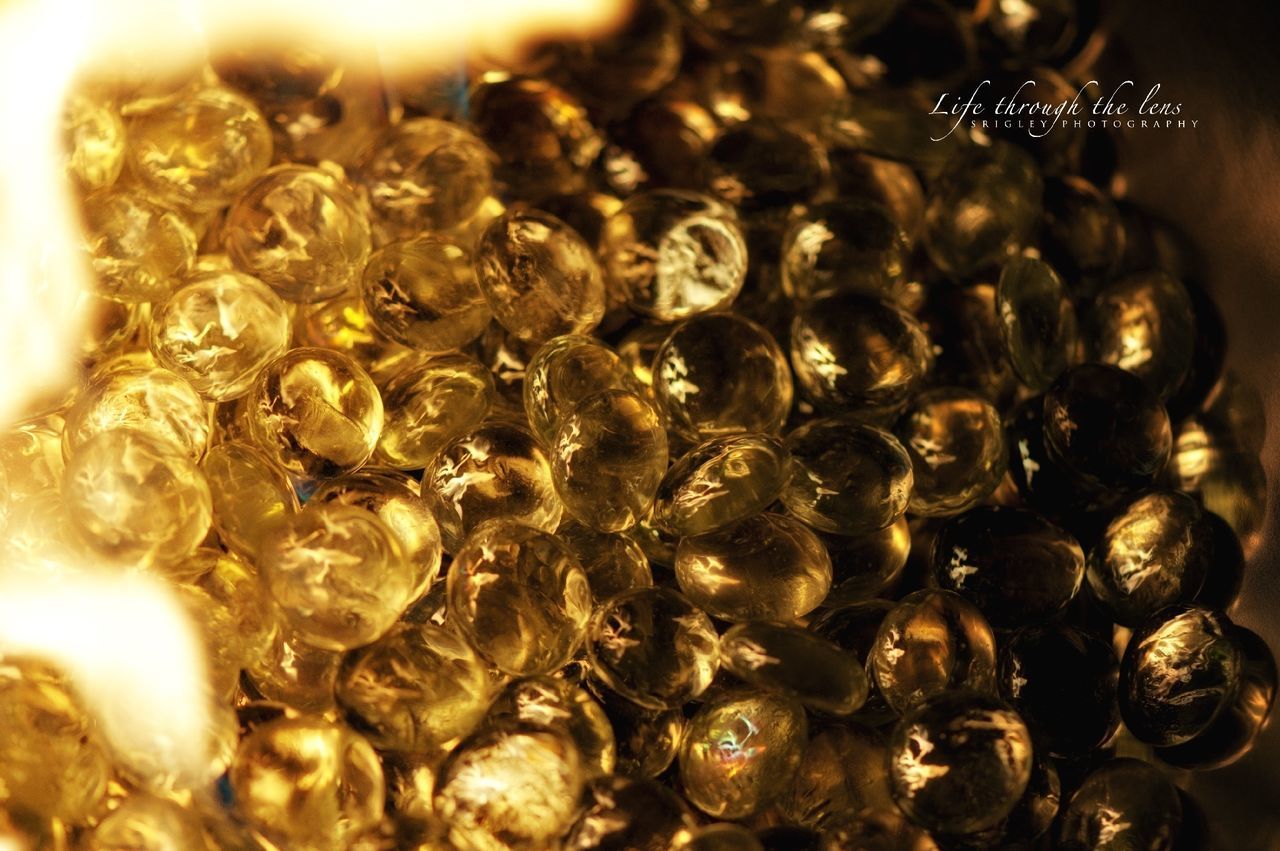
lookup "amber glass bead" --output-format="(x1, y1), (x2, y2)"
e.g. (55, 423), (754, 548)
(705, 120), (828, 214)
(781, 201), (907, 303)
(565, 775), (695, 850)
(126, 86), (272, 212)
(259, 502), (413, 650)
(679, 690), (808, 819)
(721, 622), (869, 715)
(80, 189), (196, 303)
(562, 0), (683, 105)
(604, 695), (686, 779)
(245, 626), (341, 714)
(559, 520), (653, 604)
(1087, 270), (1196, 400)
(375, 353), (493, 470)
(225, 164), (372, 303)
(654, 433), (789, 537)
(819, 807), (939, 851)
(919, 283), (1018, 407)
(1056, 758), (1182, 851)
(895, 388), (1006, 516)
(294, 293), (407, 373)
(180, 548), (277, 690)
(84, 795), (206, 851)
(231, 715), (384, 848)
(823, 517), (911, 607)
(871, 589), (997, 715)
(447, 520), (591, 675)
(0, 415), (64, 503)
(1042, 175), (1125, 282)
(245, 346), (383, 479)
(523, 335), (644, 445)
(684, 824), (765, 851)
(996, 255), (1080, 391)
(676, 512), (831, 622)
(587, 586), (719, 710)
(486, 675), (616, 776)
(360, 236), (490, 351)
(148, 270), (291, 401)
(62, 90), (124, 191)
(473, 209), (606, 344)
(63, 428), (212, 569)
(780, 723), (893, 831)
(782, 418), (913, 536)
(653, 313), (792, 441)
(200, 441), (296, 557)
(64, 365), (211, 461)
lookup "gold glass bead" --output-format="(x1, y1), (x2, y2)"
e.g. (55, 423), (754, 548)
(294, 293), (409, 373)
(996, 256), (1081, 391)
(894, 388), (1007, 516)
(200, 441), (297, 559)
(683, 824), (765, 851)
(486, 675), (617, 776)
(679, 690), (808, 819)
(1056, 758), (1182, 851)
(0, 414), (65, 504)
(61, 90), (125, 192)
(474, 209), (606, 345)
(225, 164), (372, 303)
(245, 347), (384, 479)
(524, 335), (644, 446)
(561, 0), (683, 106)
(83, 795), (206, 851)
(654, 433), (789, 537)
(605, 697), (685, 779)
(230, 715), (384, 849)
(245, 626), (341, 714)
(80, 189), (197, 303)
(676, 512), (832, 622)
(447, 520), (591, 676)
(820, 807), (940, 851)
(824, 515), (911, 606)
(78, 290), (143, 362)
(149, 270), (291, 401)
(375, 353), (494, 470)
(1087, 270), (1197, 400)
(180, 548), (277, 694)
(126, 86), (272, 213)
(63, 365), (211, 462)
(558, 520), (653, 604)
(565, 775), (696, 850)
(705, 120), (829, 214)
(780, 723), (894, 830)
(781, 201), (908, 303)
(63, 428), (212, 569)
(721, 621), (869, 715)
(360, 236), (490, 352)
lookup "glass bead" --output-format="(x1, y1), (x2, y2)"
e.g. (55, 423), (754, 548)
(676, 512), (832, 622)
(558, 521), (653, 604)
(83, 795), (206, 851)
(486, 675), (616, 776)
(654, 433), (789, 537)
(564, 775), (695, 850)
(1119, 604), (1243, 747)
(427, 420), (563, 536)
(148, 270), (291, 401)
(1041, 175), (1125, 282)
(63, 428), (212, 569)
(895, 388), (1006, 516)
(780, 723), (893, 832)
(125, 86), (272, 212)
(225, 164), (372, 303)
(812, 601), (897, 725)
(552, 389), (668, 532)
(200, 441), (297, 558)
(0, 415), (64, 504)
(932, 505), (1084, 627)
(601, 696), (685, 780)
(245, 626), (341, 714)
(434, 724), (584, 848)
(586, 586), (719, 710)
(684, 824), (765, 851)
(653, 313), (793, 442)
(605, 98), (717, 194)
(523, 335), (644, 446)
(601, 189), (747, 321)
(828, 150), (925, 245)
(562, 0), (683, 106)
(818, 807), (939, 851)
(180, 548), (277, 690)
(294, 293), (409, 374)
(1056, 758), (1182, 851)
(360, 236), (490, 351)
(781, 418), (913, 536)
(245, 347), (383, 479)
(1087, 490), (1212, 626)
(982, 68), (1083, 175)
(781, 201), (907, 303)
(1043, 363), (1172, 493)
(887, 690), (1032, 835)
(63, 364), (211, 462)
(919, 283), (1018, 407)
(826, 91), (965, 177)
(78, 289), (141, 364)
(335, 622), (489, 753)
(985, 0), (1076, 60)
(1086, 270), (1196, 400)
(230, 715), (384, 848)
(447, 520), (591, 676)
(870, 589), (997, 715)
(473, 209), (606, 345)
(679, 690), (808, 819)
(374, 353), (494, 470)
(258, 502), (413, 650)
(721, 622), (869, 715)
(823, 516), (910, 607)
(923, 141), (1042, 278)
(80, 188), (196, 303)
(705, 120), (829, 214)
(998, 625), (1119, 758)
(996, 255), (1081, 391)
(61, 90), (125, 192)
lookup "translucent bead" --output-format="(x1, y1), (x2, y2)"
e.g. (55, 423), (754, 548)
(294, 293), (408, 372)
(998, 625), (1119, 758)
(824, 516), (911, 607)
(919, 283), (1017, 407)
(1119, 605), (1242, 747)
(895, 388), (1006, 516)
(245, 626), (341, 714)
(447, 520), (591, 675)
(653, 313), (793, 441)
(721, 622), (869, 715)
(705, 120), (829, 214)
(1087, 270), (1197, 400)
(63, 428), (212, 569)
(200, 441), (297, 558)
(887, 690), (1033, 835)
(523, 335), (643, 445)
(0, 415), (64, 504)
(601, 190), (747, 321)
(61, 90), (124, 191)
(375, 354), (494, 470)
(932, 506), (1084, 627)
(996, 256), (1081, 391)
(586, 586), (719, 709)
(676, 512), (832, 622)
(565, 775), (695, 850)
(83, 795), (206, 851)
(225, 164), (372, 303)
(1043, 363), (1172, 493)
(259, 503), (414, 650)
(427, 421), (562, 535)
(679, 690), (808, 819)
(782, 418), (913, 536)
(126, 86), (272, 212)
(486, 676), (616, 776)
(180, 548), (277, 692)
(558, 521), (653, 604)
(1042, 175), (1124, 283)
(80, 189), (196, 303)
(654, 433), (789, 536)
(606, 97), (717, 195)
(870, 589), (997, 715)
(1087, 490), (1212, 626)
(780, 723), (893, 830)
(148, 270), (291, 401)
(361, 118), (494, 239)
(360, 236), (490, 351)
(684, 824), (765, 851)
(552, 389), (668, 532)
(473, 209), (606, 344)
(1056, 759), (1182, 851)
(603, 695), (685, 779)
(335, 622), (489, 753)
(230, 716), (384, 848)
(245, 347), (383, 479)
(781, 201), (908, 303)
(64, 365), (211, 461)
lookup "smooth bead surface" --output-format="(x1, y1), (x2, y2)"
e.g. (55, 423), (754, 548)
(64, 365), (211, 461)
(375, 354), (494, 470)
(81, 189), (196, 303)
(654, 433), (789, 537)
(996, 255), (1080, 391)
(1087, 270), (1196, 400)
(895, 388), (1006, 516)
(721, 622), (869, 715)
(1056, 759), (1182, 851)
(361, 236), (490, 351)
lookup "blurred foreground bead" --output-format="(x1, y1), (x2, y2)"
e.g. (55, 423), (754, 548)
(1056, 758), (1181, 851)
(375, 353), (493, 470)
(62, 90), (125, 191)
(523, 335), (644, 446)
(654, 433), (789, 536)
(361, 236), (490, 352)
(705, 120), (828, 214)
(81, 188), (196, 303)
(996, 255), (1080, 391)
(231, 715), (384, 849)
(487, 676), (616, 776)
(895, 388), (1006, 516)
(781, 201), (907, 302)
(721, 622), (869, 715)
(1087, 271), (1196, 400)
(83, 794), (206, 851)
(887, 690), (1033, 835)
(563, 0), (683, 106)
(200, 441), (296, 558)
(1041, 175), (1125, 283)
(780, 723), (892, 831)
(64, 365), (211, 461)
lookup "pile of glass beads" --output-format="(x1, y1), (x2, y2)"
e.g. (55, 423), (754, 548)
(3, 0), (1274, 848)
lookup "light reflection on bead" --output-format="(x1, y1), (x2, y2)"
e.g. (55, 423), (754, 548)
(654, 433), (789, 537)
(63, 365), (211, 461)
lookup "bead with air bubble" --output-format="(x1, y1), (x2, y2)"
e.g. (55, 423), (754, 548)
(374, 353), (493, 471)
(200, 441), (297, 559)
(486, 675), (616, 776)
(523, 334), (644, 445)
(721, 621), (869, 715)
(80, 188), (196, 303)
(361, 236), (491, 352)
(654, 433), (789, 537)
(895, 388), (1006, 516)
(63, 365), (211, 461)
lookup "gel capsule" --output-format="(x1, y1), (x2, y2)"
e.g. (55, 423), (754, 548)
(654, 433), (789, 537)
(63, 365), (211, 461)
(200, 441), (297, 558)
(781, 201), (908, 303)
(895, 388), (1006, 516)
(996, 255), (1081, 391)
(375, 353), (494, 470)
(361, 236), (491, 351)
(486, 676), (616, 776)
(780, 723), (893, 831)
(523, 335), (644, 445)
(1056, 758), (1182, 851)
(721, 622), (869, 715)
(1087, 270), (1196, 400)
(80, 189), (196, 303)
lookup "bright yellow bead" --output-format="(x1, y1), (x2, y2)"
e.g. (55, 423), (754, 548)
(375, 354), (495, 471)
(80, 189), (196, 304)
(361, 236), (491, 351)
(63, 365), (211, 462)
